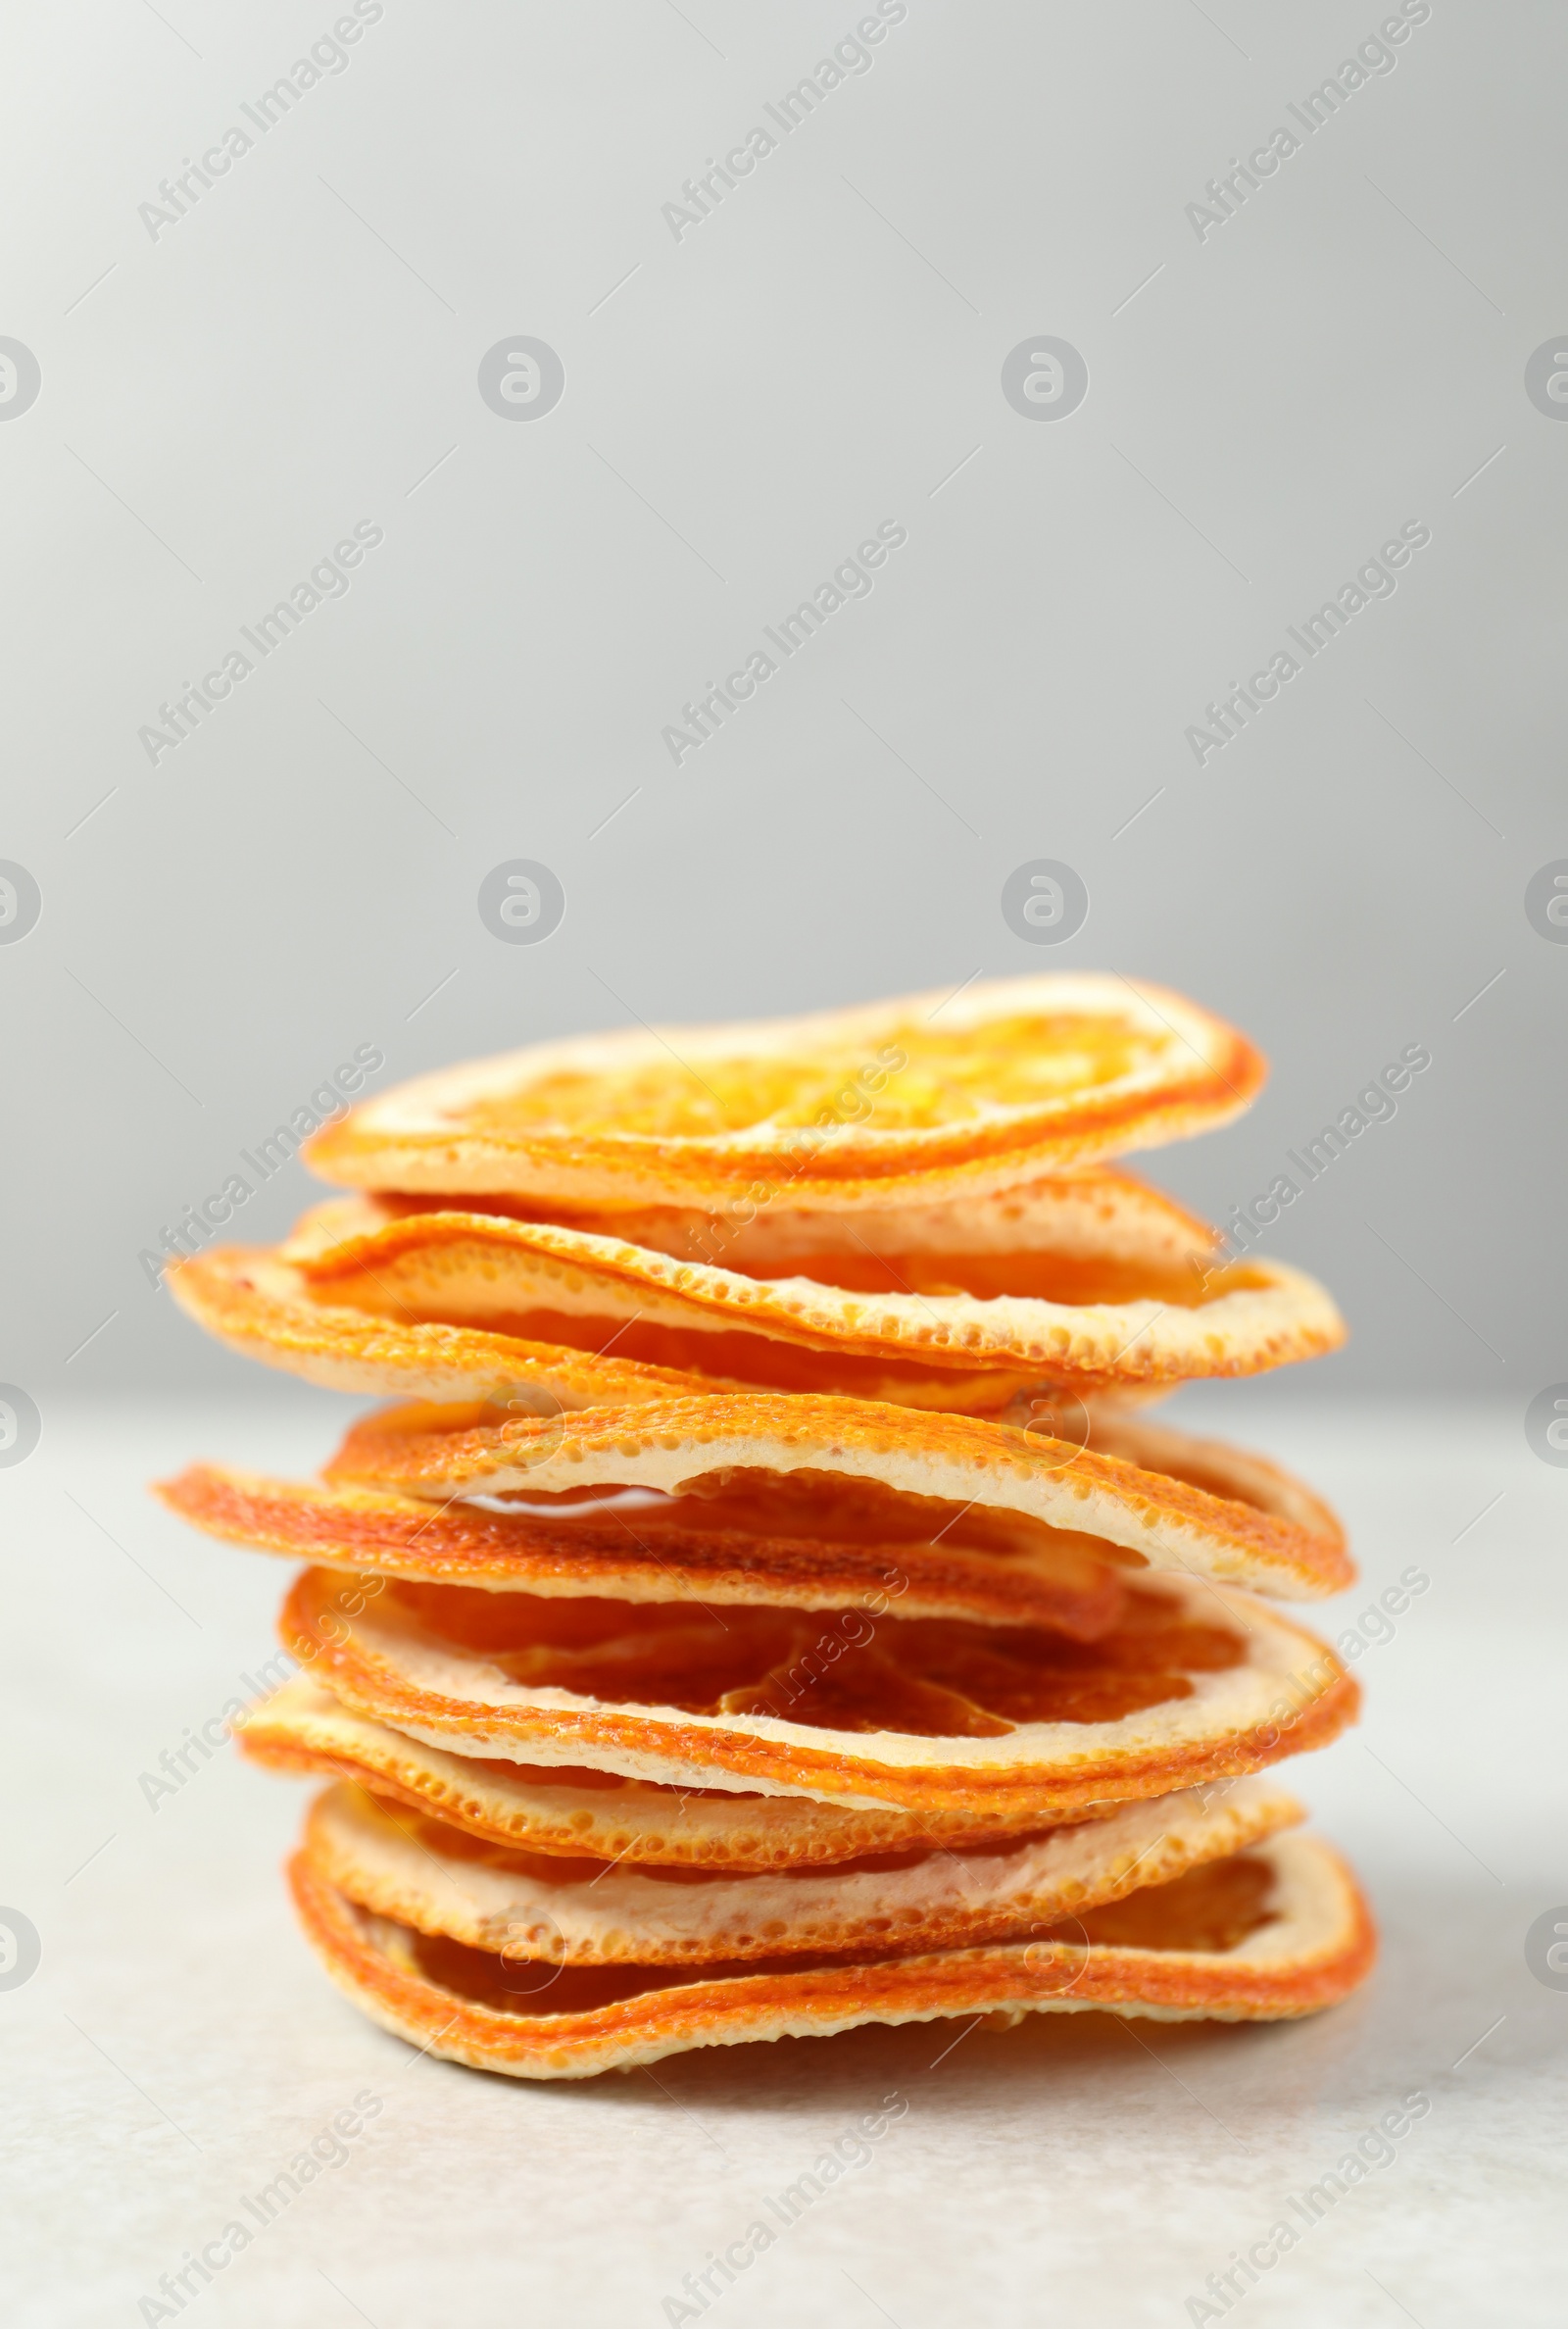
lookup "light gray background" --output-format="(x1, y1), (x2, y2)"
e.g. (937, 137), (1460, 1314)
(5, 5), (1568, 2326)
(2, 0), (1562, 1399)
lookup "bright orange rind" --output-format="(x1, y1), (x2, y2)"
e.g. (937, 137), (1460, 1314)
(273, 1188), (1344, 1399)
(276, 1564), (1357, 1816)
(301, 1770), (1305, 1964)
(302, 975), (1266, 1212)
(290, 1831), (1376, 2078)
(316, 1390), (1355, 1601)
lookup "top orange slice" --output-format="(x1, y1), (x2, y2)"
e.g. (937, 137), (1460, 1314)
(305, 974), (1264, 1211)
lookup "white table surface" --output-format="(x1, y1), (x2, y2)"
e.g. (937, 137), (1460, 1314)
(6, 1387), (1565, 2328)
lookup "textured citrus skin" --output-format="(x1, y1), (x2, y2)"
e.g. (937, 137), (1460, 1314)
(156, 1462), (1129, 1637)
(1080, 1413), (1346, 1551)
(300, 1773), (1306, 1965)
(319, 1389), (1356, 1600)
(232, 1686), (1137, 1862)
(165, 1246), (1050, 1413)
(287, 1832), (1377, 2078)
(277, 1564), (1358, 1816)
(275, 1195), (1345, 1395)
(363, 1166), (1220, 1282)
(302, 975), (1267, 1210)
(236, 1678), (1133, 1864)
(165, 1246), (724, 1405)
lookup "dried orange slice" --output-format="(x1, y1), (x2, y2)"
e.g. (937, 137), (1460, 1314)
(282, 1165), (1223, 1304)
(164, 1245), (1048, 1414)
(317, 1391), (1354, 1601)
(377, 1164), (1218, 1294)
(274, 1187), (1344, 1399)
(165, 1246), (720, 1409)
(156, 1463), (1129, 1638)
(303, 975), (1265, 1211)
(276, 1564), (1356, 1816)
(289, 1831), (1375, 2077)
(1080, 1412), (1346, 1551)
(235, 1676), (1128, 1862)
(301, 1771), (1303, 1964)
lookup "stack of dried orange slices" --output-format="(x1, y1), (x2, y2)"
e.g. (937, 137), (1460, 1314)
(157, 974), (1373, 2080)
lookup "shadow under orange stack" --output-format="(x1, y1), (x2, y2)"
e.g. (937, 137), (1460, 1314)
(157, 973), (1374, 2079)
